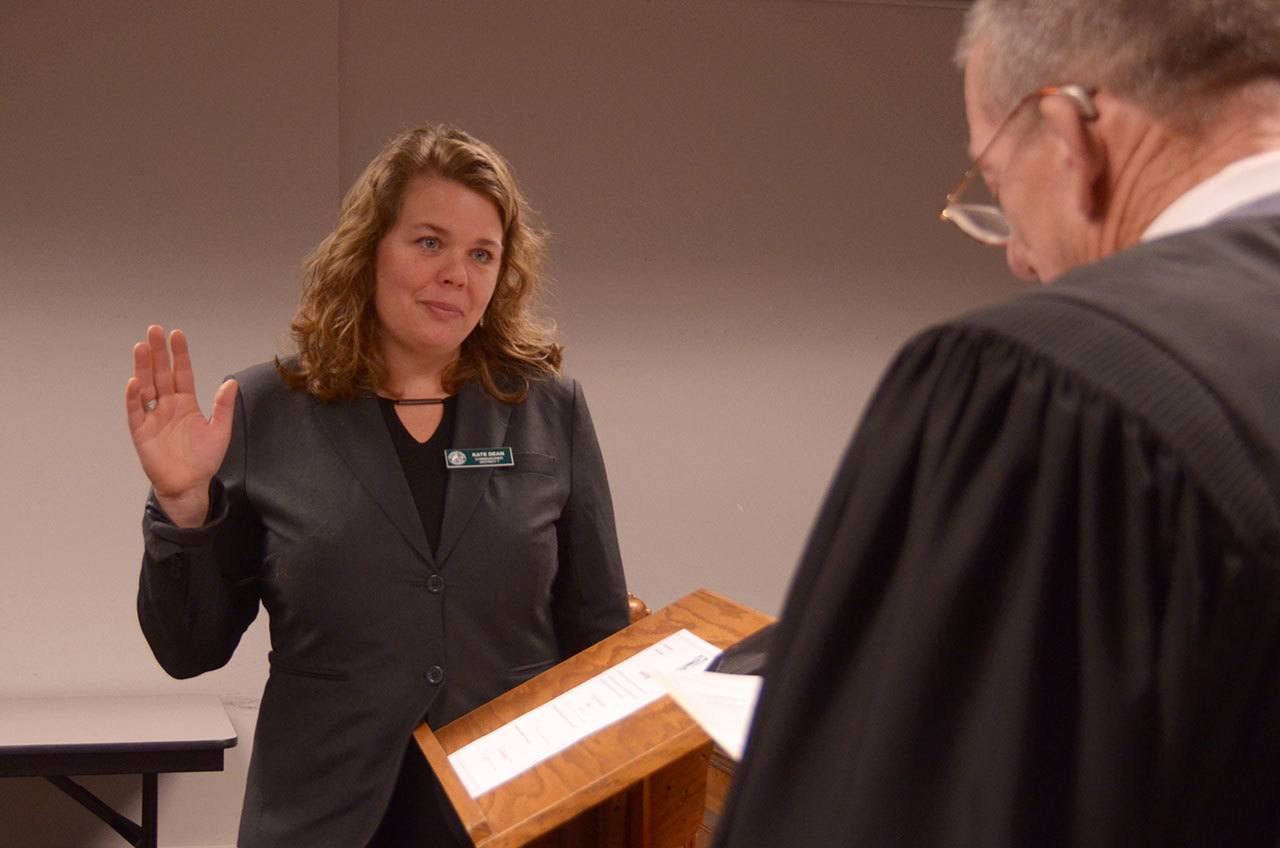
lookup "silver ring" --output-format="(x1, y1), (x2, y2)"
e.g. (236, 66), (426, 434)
(143, 398), (158, 412)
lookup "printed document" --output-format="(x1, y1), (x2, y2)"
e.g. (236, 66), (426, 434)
(448, 629), (720, 797)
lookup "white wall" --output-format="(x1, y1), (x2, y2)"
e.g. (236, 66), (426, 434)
(1, 1), (1010, 844)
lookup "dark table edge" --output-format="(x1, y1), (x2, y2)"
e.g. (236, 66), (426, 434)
(0, 744), (232, 778)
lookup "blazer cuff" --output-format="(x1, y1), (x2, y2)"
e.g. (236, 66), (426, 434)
(142, 478), (231, 561)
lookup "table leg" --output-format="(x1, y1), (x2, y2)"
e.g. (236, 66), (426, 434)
(44, 775), (142, 845)
(140, 773), (157, 848)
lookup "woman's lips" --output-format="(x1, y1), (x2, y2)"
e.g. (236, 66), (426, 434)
(422, 300), (463, 319)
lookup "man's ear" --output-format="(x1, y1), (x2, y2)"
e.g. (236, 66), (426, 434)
(1040, 96), (1107, 221)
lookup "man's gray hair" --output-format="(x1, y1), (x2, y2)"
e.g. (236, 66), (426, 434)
(957, 0), (1280, 120)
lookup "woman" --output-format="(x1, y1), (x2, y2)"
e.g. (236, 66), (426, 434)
(125, 125), (629, 847)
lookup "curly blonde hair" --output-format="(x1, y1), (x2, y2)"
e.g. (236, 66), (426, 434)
(281, 124), (561, 403)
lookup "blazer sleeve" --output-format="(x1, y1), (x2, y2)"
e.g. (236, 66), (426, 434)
(551, 378), (629, 656)
(136, 389), (263, 678)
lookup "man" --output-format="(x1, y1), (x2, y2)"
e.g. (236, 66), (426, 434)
(714, 1), (1280, 845)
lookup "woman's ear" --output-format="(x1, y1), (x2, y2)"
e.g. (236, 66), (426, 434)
(1040, 96), (1108, 221)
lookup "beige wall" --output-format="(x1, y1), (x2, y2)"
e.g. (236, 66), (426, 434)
(1, 2), (338, 845)
(1, 1), (1009, 844)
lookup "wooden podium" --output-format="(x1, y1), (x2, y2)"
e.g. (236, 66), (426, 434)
(414, 589), (772, 848)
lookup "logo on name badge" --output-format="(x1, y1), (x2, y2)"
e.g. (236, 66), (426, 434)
(444, 447), (515, 469)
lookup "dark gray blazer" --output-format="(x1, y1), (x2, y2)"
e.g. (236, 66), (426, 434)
(138, 362), (629, 847)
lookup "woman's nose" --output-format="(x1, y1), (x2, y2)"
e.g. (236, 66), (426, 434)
(436, 252), (468, 287)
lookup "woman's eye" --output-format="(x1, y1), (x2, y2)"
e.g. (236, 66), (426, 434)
(417, 236), (440, 250)
(471, 248), (493, 264)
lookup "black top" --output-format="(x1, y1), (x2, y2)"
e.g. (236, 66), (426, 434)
(714, 215), (1280, 847)
(371, 395), (466, 847)
(376, 396), (458, 555)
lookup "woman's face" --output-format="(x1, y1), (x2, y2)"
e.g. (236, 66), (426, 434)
(373, 174), (504, 371)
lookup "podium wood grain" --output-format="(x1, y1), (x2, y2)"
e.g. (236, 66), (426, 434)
(417, 589), (772, 848)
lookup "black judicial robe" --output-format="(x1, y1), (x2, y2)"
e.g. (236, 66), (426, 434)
(714, 213), (1280, 846)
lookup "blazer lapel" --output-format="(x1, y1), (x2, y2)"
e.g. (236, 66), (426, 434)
(436, 380), (513, 568)
(311, 394), (435, 567)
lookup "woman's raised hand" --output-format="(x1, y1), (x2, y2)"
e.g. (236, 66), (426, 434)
(125, 325), (238, 528)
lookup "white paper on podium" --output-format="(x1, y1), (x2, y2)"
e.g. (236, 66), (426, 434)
(653, 671), (762, 761)
(448, 629), (721, 798)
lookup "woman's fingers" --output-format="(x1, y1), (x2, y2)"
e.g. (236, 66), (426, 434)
(208, 378), (239, 441)
(124, 375), (148, 435)
(133, 339), (156, 409)
(169, 328), (197, 397)
(147, 324), (175, 398)
(133, 325), (198, 413)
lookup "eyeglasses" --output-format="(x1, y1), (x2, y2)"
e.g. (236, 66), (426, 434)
(940, 84), (1098, 246)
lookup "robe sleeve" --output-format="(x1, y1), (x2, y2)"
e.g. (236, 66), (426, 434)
(714, 321), (1280, 846)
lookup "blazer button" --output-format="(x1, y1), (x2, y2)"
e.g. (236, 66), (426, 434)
(426, 574), (445, 593)
(427, 665), (445, 685)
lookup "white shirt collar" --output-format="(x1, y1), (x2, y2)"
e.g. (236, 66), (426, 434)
(1142, 149), (1280, 241)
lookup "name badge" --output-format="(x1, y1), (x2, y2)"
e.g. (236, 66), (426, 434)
(444, 447), (514, 469)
